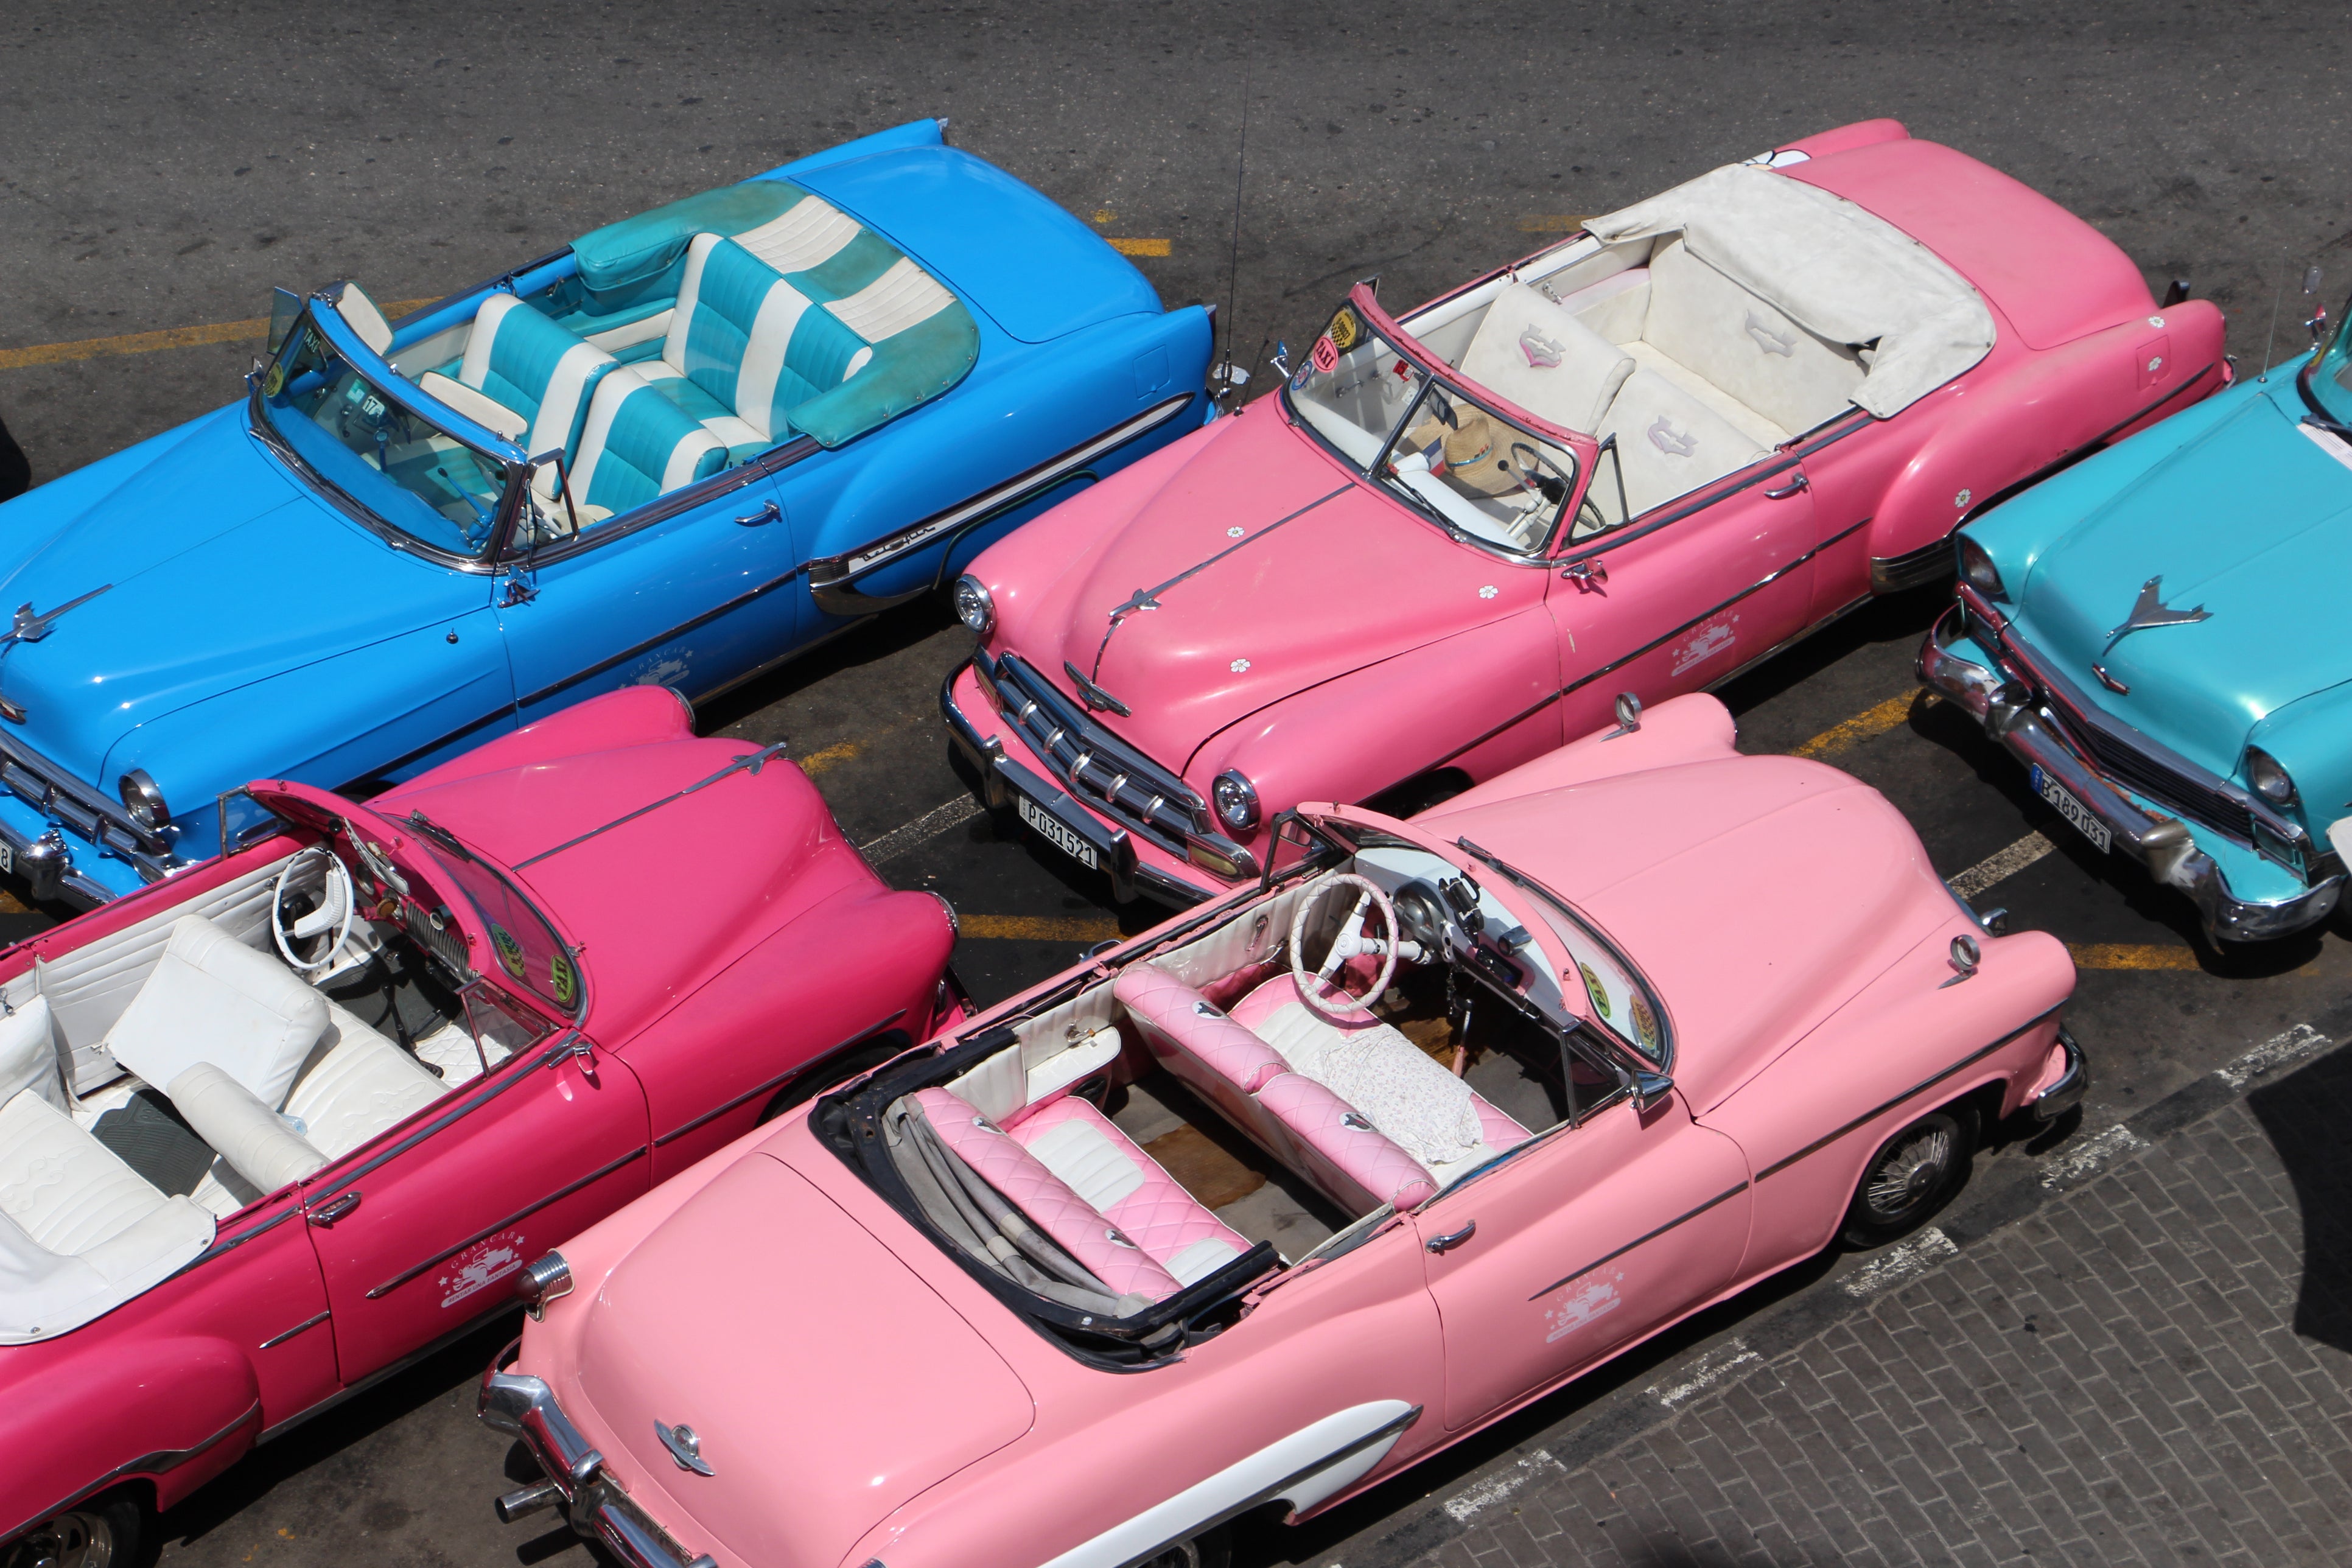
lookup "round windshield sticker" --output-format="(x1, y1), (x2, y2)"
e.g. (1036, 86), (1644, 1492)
(1579, 962), (1612, 1019)
(549, 951), (579, 1009)
(1311, 334), (1339, 375)
(1631, 993), (1660, 1051)
(262, 359), (286, 397)
(1328, 307), (1362, 352)
(488, 923), (526, 982)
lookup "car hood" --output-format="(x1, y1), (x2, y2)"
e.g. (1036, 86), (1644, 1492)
(999, 407), (1518, 775)
(1421, 753), (1952, 1110)
(0, 406), (483, 786)
(2006, 388), (2352, 769)
(575, 1151), (1033, 1568)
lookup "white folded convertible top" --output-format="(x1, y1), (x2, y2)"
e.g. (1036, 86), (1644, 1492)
(1587, 163), (1996, 418)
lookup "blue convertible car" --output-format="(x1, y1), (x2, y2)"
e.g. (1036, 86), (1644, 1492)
(0, 119), (1210, 903)
(1920, 323), (2352, 942)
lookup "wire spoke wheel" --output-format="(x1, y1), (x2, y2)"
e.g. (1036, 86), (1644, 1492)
(1842, 1105), (1976, 1247)
(1864, 1121), (1955, 1220)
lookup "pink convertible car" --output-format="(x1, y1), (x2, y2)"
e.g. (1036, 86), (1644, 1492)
(0, 686), (958, 1567)
(479, 694), (2084, 1568)
(943, 119), (2227, 904)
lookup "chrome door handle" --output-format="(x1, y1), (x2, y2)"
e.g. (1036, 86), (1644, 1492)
(734, 501), (781, 527)
(1764, 471), (1810, 499)
(307, 1191), (362, 1227)
(1424, 1220), (1477, 1254)
(1558, 559), (1608, 590)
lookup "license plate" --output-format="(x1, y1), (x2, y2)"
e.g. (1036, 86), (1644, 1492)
(2031, 765), (2112, 854)
(0, 841), (13, 875)
(1017, 794), (1099, 870)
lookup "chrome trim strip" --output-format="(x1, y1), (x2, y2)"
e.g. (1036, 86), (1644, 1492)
(807, 393), (1197, 614)
(513, 565), (810, 713)
(651, 1009), (908, 1146)
(365, 1144), (645, 1299)
(305, 1032), (581, 1208)
(1753, 1006), (2060, 1183)
(2, 1399), (260, 1544)
(257, 1309), (332, 1351)
(1524, 1180), (1750, 1301)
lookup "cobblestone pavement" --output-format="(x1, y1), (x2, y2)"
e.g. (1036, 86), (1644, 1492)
(1412, 1041), (2352, 1568)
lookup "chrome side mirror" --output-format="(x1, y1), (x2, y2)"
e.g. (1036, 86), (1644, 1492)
(1604, 690), (1642, 740)
(2305, 266), (2329, 345)
(1974, 906), (2009, 937)
(1941, 933), (1981, 987)
(1631, 1069), (1674, 1111)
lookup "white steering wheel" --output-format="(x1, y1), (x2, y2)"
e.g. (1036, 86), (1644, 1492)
(1290, 872), (1404, 1018)
(272, 845), (357, 973)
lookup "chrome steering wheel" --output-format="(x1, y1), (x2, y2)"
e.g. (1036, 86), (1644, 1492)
(271, 845), (357, 973)
(1290, 872), (1404, 1018)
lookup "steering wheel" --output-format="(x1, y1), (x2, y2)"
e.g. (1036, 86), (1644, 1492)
(1508, 441), (1572, 503)
(271, 845), (357, 973)
(1289, 872), (1404, 1018)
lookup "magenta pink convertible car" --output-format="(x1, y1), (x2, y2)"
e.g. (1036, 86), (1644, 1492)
(480, 694), (2084, 1568)
(943, 119), (2228, 905)
(0, 685), (958, 1567)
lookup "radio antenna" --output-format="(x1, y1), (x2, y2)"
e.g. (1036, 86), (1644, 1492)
(2260, 254), (2285, 382)
(1215, 49), (1255, 402)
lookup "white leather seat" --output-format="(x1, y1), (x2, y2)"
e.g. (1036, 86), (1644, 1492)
(0, 1090), (214, 1343)
(0, 996), (66, 1115)
(1634, 239), (1864, 440)
(1458, 283), (1634, 435)
(1597, 369), (1771, 517)
(284, 1001), (447, 1161)
(170, 1063), (328, 1195)
(103, 916), (329, 1111)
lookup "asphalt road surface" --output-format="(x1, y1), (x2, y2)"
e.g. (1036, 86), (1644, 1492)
(2, 2), (2349, 1565)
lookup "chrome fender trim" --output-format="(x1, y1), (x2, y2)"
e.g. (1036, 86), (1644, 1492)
(2, 1397), (260, 1545)
(1037, 1401), (1421, 1568)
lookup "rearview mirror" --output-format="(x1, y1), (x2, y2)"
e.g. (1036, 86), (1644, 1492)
(1941, 933), (1981, 987)
(1631, 1069), (1673, 1111)
(1604, 690), (1642, 740)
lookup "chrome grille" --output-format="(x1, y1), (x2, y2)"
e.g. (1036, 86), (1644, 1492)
(982, 654), (1205, 853)
(0, 730), (170, 866)
(2062, 716), (2255, 845)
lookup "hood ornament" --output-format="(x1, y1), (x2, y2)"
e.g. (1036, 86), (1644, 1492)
(2092, 575), (2211, 695)
(0, 584), (113, 724)
(1063, 660), (1130, 716)
(656, 1420), (713, 1476)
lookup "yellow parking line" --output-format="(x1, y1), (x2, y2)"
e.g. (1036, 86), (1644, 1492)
(1517, 215), (1591, 233)
(0, 300), (441, 371)
(1105, 238), (1172, 257)
(2068, 943), (2203, 971)
(961, 914), (1122, 942)
(1793, 690), (1939, 760)
(0, 889), (27, 914)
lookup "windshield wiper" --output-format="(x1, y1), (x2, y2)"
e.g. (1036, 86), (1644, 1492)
(404, 810), (475, 861)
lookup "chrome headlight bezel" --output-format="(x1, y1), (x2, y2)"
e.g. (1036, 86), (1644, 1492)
(118, 769), (170, 829)
(951, 575), (995, 637)
(1211, 769), (1261, 833)
(2244, 744), (2300, 808)
(1955, 534), (2006, 600)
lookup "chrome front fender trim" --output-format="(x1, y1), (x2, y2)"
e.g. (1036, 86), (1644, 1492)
(1036, 1401), (1424, 1568)
(808, 393), (1199, 617)
(2, 1398), (261, 1545)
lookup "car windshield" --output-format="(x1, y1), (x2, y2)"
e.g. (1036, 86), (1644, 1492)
(391, 813), (587, 1019)
(2305, 301), (2352, 429)
(259, 312), (511, 557)
(1286, 300), (1581, 555)
(1454, 838), (1671, 1064)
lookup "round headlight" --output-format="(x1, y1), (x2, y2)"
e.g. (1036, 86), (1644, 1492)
(1956, 534), (2006, 600)
(951, 575), (995, 637)
(1211, 769), (1261, 833)
(2244, 745), (2299, 808)
(118, 769), (170, 828)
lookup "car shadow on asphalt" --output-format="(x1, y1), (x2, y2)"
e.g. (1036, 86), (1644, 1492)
(695, 595), (961, 739)
(2243, 1043), (2352, 1355)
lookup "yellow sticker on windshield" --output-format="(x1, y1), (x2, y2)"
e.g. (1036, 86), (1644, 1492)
(262, 359), (285, 397)
(1632, 993), (1660, 1051)
(549, 951), (578, 1009)
(489, 923), (526, 982)
(1579, 962), (1611, 1019)
(1329, 307), (1362, 352)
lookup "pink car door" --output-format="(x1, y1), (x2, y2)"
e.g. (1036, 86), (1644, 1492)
(1548, 450), (1819, 740)
(1412, 1036), (1752, 1430)
(300, 998), (649, 1384)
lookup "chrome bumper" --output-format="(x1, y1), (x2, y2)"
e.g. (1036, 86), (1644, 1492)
(940, 662), (1213, 906)
(1918, 606), (2343, 943)
(2026, 1026), (2088, 1125)
(478, 1341), (716, 1568)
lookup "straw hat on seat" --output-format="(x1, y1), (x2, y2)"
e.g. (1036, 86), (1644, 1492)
(1406, 409), (1524, 498)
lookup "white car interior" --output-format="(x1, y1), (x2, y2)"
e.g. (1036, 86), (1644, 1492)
(1289, 158), (1994, 544)
(0, 840), (555, 1345)
(863, 830), (1653, 1342)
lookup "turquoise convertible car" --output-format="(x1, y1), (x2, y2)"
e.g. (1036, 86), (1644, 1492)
(1920, 317), (2352, 942)
(0, 119), (1209, 905)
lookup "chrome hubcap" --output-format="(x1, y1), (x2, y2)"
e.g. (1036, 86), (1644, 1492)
(8, 1510), (114, 1568)
(1866, 1122), (1953, 1219)
(1136, 1541), (1204, 1568)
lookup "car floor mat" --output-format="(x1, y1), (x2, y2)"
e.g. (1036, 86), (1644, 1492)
(91, 1090), (217, 1196)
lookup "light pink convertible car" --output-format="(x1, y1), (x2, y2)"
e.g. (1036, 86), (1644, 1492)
(942, 119), (2227, 905)
(478, 695), (2084, 1568)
